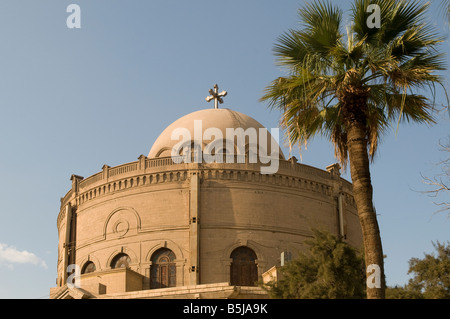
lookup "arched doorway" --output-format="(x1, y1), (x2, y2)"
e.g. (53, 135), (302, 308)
(230, 246), (258, 286)
(150, 248), (176, 289)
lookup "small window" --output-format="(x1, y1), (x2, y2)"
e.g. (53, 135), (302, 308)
(81, 261), (96, 274)
(111, 253), (131, 269)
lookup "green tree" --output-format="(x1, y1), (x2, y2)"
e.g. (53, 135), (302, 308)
(260, 0), (446, 299)
(407, 241), (450, 299)
(385, 285), (423, 299)
(265, 229), (366, 299)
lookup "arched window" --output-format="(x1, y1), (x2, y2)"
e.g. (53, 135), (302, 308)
(230, 246), (258, 286)
(110, 253), (131, 269)
(81, 261), (96, 274)
(150, 248), (176, 289)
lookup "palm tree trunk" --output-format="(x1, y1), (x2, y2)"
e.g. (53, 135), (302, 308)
(347, 121), (386, 299)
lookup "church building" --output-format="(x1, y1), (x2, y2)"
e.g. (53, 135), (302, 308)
(50, 86), (362, 299)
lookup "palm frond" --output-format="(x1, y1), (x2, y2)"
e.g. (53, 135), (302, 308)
(352, 0), (432, 45)
(274, 0), (343, 73)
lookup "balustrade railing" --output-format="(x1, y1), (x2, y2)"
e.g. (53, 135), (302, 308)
(62, 155), (352, 204)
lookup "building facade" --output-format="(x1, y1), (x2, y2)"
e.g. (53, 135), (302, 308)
(50, 108), (362, 299)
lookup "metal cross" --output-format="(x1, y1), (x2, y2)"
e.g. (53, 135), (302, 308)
(205, 84), (227, 109)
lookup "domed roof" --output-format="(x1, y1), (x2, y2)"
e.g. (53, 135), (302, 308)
(148, 108), (285, 159)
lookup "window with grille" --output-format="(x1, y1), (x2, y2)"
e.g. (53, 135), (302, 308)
(81, 261), (96, 274)
(110, 253), (131, 269)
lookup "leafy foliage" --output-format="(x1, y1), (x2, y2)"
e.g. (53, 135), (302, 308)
(264, 229), (366, 299)
(386, 241), (450, 298)
(385, 285), (423, 298)
(407, 241), (450, 298)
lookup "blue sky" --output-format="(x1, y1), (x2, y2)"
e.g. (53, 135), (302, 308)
(0, 1), (448, 298)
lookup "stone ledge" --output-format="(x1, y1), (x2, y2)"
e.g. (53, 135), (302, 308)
(93, 282), (268, 299)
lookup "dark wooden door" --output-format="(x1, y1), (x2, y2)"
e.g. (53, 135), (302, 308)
(230, 247), (258, 286)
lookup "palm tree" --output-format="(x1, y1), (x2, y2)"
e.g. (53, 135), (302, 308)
(443, 0), (450, 22)
(261, 0), (446, 299)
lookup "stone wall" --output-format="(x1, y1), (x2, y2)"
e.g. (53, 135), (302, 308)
(53, 156), (362, 297)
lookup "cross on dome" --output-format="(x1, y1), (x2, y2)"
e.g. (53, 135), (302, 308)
(205, 84), (227, 109)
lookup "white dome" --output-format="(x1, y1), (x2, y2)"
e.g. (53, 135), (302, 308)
(148, 108), (285, 160)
